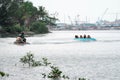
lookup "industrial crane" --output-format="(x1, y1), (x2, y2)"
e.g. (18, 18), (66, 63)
(101, 8), (109, 21)
(97, 8), (108, 26)
(68, 16), (73, 25)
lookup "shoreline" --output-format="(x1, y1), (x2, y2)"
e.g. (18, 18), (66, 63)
(0, 31), (35, 38)
(0, 31), (51, 38)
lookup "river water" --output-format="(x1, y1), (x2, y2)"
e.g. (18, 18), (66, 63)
(0, 30), (120, 80)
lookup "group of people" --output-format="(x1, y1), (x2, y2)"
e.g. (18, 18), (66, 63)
(16, 32), (26, 43)
(75, 34), (91, 38)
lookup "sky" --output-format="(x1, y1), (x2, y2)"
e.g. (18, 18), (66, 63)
(28, 0), (120, 24)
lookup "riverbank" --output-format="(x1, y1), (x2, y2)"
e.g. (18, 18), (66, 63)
(0, 31), (52, 38)
(0, 31), (35, 38)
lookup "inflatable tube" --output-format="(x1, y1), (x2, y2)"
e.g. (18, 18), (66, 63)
(74, 38), (96, 42)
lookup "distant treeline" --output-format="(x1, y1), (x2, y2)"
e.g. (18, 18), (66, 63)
(0, 0), (58, 34)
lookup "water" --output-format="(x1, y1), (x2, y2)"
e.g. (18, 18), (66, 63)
(0, 30), (120, 80)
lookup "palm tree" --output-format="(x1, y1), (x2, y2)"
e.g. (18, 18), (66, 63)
(38, 6), (48, 21)
(17, 1), (37, 28)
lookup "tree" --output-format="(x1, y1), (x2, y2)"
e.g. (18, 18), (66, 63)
(18, 1), (37, 28)
(0, 0), (24, 25)
(0, 0), (13, 26)
(37, 6), (58, 25)
(0, 0), (58, 34)
(38, 6), (48, 21)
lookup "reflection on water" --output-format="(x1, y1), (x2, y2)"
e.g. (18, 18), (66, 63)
(0, 30), (120, 80)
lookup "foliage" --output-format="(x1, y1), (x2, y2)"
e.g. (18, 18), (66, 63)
(0, 0), (58, 34)
(78, 78), (87, 80)
(32, 60), (42, 67)
(0, 0), (22, 26)
(20, 52), (51, 67)
(42, 66), (69, 80)
(0, 71), (5, 77)
(30, 21), (49, 33)
(18, 1), (38, 28)
(0, 71), (9, 77)
(20, 52), (88, 80)
(41, 58), (51, 66)
(38, 6), (48, 21)
(20, 51), (35, 67)
(48, 66), (62, 78)
(2, 24), (24, 33)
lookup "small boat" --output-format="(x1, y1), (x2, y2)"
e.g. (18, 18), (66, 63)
(14, 36), (29, 45)
(74, 38), (96, 42)
(14, 40), (30, 45)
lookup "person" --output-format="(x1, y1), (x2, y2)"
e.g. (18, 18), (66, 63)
(87, 35), (91, 38)
(19, 32), (26, 42)
(16, 36), (23, 43)
(80, 35), (83, 38)
(83, 34), (86, 38)
(75, 35), (79, 38)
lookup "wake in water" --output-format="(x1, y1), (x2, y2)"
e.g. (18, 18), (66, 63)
(3, 38), (120, 45)
(26, 39), (120, 45)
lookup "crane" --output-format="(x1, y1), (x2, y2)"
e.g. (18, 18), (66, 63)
(100, 8), (109, 21)
(68, 16), (73, 25)
(97, 8), (108, 26)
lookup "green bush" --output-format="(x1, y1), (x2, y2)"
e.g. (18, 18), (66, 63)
(30, 22), (49, 34)
(20, 52), (88, 80)
(42, 58), (51, 66)
(42, 66), (69, 80)
(3, 24), (25, 33)
(48, 66), (62, 78)
(20, 52), (51, 67)
(0, 71), (9, 77)
(20, 52), (35, 67)
(0, 71), (5, 77)
(78, 78), (87, 80)
(13, 24), (25, 32)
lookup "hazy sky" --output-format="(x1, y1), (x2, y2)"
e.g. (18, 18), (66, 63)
(29, 0), (120, 23)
